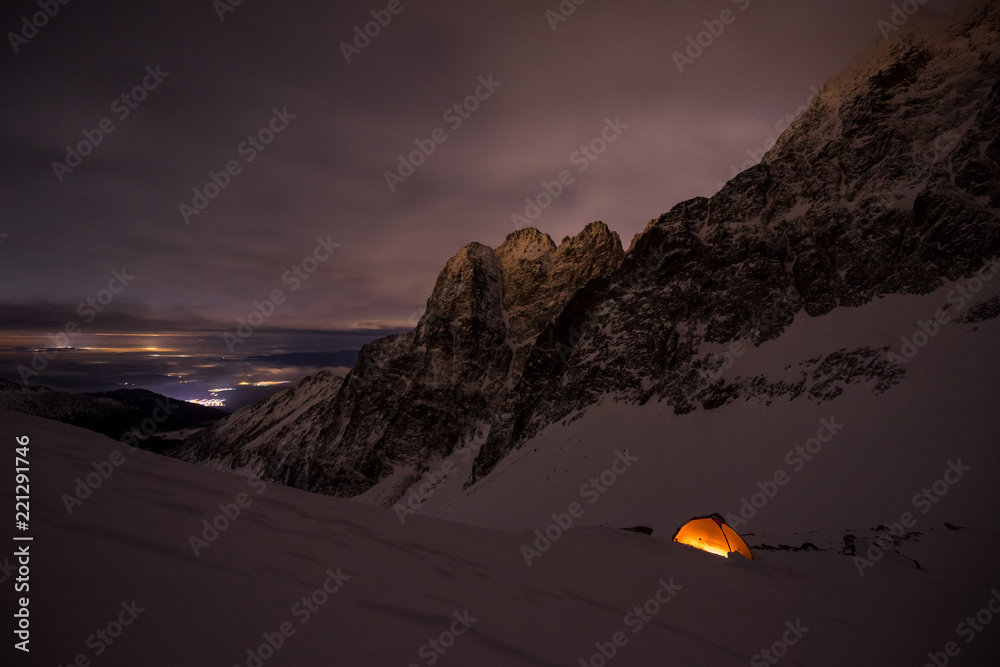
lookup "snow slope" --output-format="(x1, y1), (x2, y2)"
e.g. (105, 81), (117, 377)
(428, 276), (1000, 540)
(3, 401), (1000, 666)
(2, 5), (998, 665)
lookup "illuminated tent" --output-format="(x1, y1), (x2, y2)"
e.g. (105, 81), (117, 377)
(672, 513), (755, 560)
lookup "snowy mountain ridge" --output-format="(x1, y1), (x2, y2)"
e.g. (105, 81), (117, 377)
(0, 377), (225, 448)
(171, 222), (625, 499)
(170, 1), (1000, 509)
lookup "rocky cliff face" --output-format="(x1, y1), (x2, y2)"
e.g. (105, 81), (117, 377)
(498, 223), (624, 377)
(470, 1), (1000, 480)
(171, 222), (625, 498)
(173, 2), (1000, 501)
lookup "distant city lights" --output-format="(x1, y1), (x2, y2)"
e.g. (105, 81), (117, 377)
(188, 398), (227, 407)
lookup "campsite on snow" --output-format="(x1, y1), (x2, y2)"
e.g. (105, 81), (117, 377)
(2, 1), (1000, 665)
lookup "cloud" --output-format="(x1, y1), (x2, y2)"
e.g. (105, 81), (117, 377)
(0, 0), (964, 334)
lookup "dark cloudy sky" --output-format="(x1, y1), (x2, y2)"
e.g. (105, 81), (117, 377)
(0, 0), (963, 399)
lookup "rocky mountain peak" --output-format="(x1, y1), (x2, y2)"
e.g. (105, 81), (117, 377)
(415, 241), (506, 346)
(497, 228), (557, 341)
(173, 4), (999, 508)
(559, 220), (620, 248)
(497, 222), (624, 343)
(497, 227), (557, 258)
(469, 5), (1000, 481)
(550, 220), (624, 302)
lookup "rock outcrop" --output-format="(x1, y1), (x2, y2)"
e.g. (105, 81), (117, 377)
(171, 224), (625, 496)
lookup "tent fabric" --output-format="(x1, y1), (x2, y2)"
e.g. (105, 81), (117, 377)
(672, 513), (755, 560)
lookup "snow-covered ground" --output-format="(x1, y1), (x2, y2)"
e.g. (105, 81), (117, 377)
(2, 283), (999, 665)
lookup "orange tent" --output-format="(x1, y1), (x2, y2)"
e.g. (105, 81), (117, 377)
(672, 513), (755, 560)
